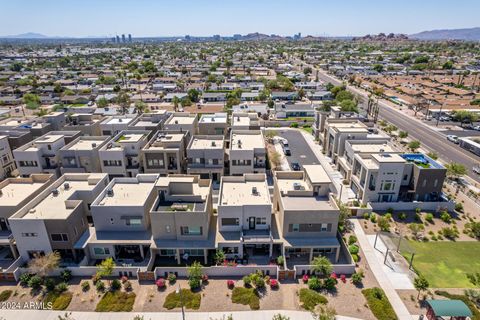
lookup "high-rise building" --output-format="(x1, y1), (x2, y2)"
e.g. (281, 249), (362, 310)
(213, 34), (221, 41)
(116, 35), (120, 43)
(122, 34), (126, 42)
(128, 34), (132, 42)
(111, 37), (116, 43)
(185, 35), (191, 41)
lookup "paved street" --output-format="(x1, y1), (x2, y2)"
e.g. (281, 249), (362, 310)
(309, 65), (480, 183)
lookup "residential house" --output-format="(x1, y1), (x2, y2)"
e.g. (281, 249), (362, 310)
(186, 135), (224, 182)
(198, 113), (228, 135)
(142, 131), (188, 175)
(229, 130), (266, 175)
(60, 136), (111, 174)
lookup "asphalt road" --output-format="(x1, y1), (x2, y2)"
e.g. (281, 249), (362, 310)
(277, 130), (319, 168)
(303, 63), (480, 183)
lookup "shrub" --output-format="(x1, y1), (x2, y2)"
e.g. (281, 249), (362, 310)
(276, 255), (285, 266)
(167, 273), (176, 284)
(363, 213), (370, 220)
(323, 277), (337, 290)
(302, 274), (309, 283)
(351, 271), (365, 285)
(270, 279), (279, 289)
(52, 292), (73, 310)
(351, 254), (359, 263)
(96, 280), (105, 292)
(377, 216), (391, 232)
(0, 290), (12, 302)
(254, 276), (265, 289)
(348, 244), (359, 255)
(455, 202), (464, 213)
(425, 213), (434, 223)
(243, 275), (252, 287)
(384, 213), (392, 221)
(399, 212), (407, 220)
(440, 211), (452, 223)
(188, 278), (201, 290)
(299, 288), (328, 311)
(45, 278), (56, 291)
(441, 227), (458, 240)
(227, 280), (235, 289)
(19, 273), (32, 286)
(156, 278), (166, 290)
(28, 275), (43, 290)
(415, 207), (421, 214)
(123, 280), (132, 291)
(348, 235), (358, 245)
(163, 289), (201, 310)
(60, 269), (72, 283)
(386, 208), (394, 214)
(81, 281), (90, 292)
(308, 277), (322, 291)
(340, 274), (346, 283)
(231, 287), (260, 310)
(110, 279), (121, 291)
(362, 288), (397, 320)
(91, 273), (101, 285)
(370, 214), (377, 223)
(264, 275), (270, 284)
(290, 122), (299, 128)
(56, 282), (68, 293)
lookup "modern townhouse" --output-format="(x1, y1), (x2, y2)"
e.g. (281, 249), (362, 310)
(0, 117), (52, 138)
(64, 113), (102, 136)
(99, 130), (150, 178)
(41, 111), (66, 131)
(217, 174), (280, 261)
(0, 174), (54, 263)
(9, 173), (109, 262)
(59, 136), (111, 174)
(99, 114), (138, 136)
(231, 112), (260, 130)
(142, 131), (188, 175)
(274, 102), (315, 119)
(186, 135), (224, 183)
(198, 113), (228, 136)
(150, 175), (214, 266)
(164, 113), (198, 135)
(78, 174), (159, 265)
(229, 130), (266, 175)
(127, 110), (169, 132)
(0, 130), (33, 150)
(273, 166), (342, 267)
(0, 136), (15, 179)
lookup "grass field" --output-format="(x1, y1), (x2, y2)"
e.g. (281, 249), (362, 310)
(406, 241), (480, 288)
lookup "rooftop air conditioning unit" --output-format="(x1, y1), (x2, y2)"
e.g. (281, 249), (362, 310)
(92, 143), (97, 148)
(211, 141), (216, 147)
(119, 118), (123, 122)
(63, 182), (70, 190)
(237, 140), (242, 148)
(106, 189), (114, 196)
(175, 120), (179, 124)
(52, 189), (59, 196)
(252, 186), (258, 194)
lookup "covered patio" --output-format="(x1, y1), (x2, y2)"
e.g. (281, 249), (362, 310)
(425, 299), (472, 320)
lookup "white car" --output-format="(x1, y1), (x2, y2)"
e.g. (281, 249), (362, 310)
(446, 135), (459, 144)
(474, 126), (480, 131)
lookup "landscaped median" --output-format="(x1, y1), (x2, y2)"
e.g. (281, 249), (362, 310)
(362, 287), (398, 320)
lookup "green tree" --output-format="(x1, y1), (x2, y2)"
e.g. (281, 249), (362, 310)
(413, 275), (429, 299)
(187, 261), (203, 290)
(311, 256), (333, 278)
(442, 61), (454, 70)
(214, 249), (226, 265)
(23, 93), (41, 109)
(96, 97), (109, 108)
(172, 96), (180, 112)
(452, 110), (478, 126)
(134, 100), (147, 114)
(187, 89), (200, 103)
(408, 140), (421, 152)
(373, 64), (384, 73)
(445, 162), (467, 181)
(116, 91), (131, 114)
(96, 257), (115, 279)
(408, 223), (425, 240)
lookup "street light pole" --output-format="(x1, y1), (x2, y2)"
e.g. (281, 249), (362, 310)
(176, 285), (185, 320)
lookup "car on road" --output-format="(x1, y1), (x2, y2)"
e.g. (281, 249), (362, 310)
(474, 126), (480, 131)
(280, 139), (291, 156)
(446, 135), (459, 144)
(473, 165), (480, 175)
(291, 162), (301, 171)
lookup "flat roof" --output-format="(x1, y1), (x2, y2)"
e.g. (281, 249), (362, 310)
(199, 113), (227, 123)
(116, 133), (145, 143)
(231, 131), (264, 151)
(189, 136), (223, 150)
(104, 117), (134, 125)
(0, 181), (46, 207)
(351, 144), (394, 154)
(146, 133), (184, 150)
(35, 134), (64, 144)
(65, 138), (106, 151)
(372, 153), (406, 163)
(167, 115), (196, 125)
(97, 180), (155, 206)
(303, 165), (331, 184)
(232, 116), (250, 127)
(220, 178), (270, 206)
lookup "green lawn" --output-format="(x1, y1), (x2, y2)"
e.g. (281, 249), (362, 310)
(163, 289), (201, 310)
(231, 287), (260, 310)
(95, 291), (136, 312)
(406, 241), (480, 288)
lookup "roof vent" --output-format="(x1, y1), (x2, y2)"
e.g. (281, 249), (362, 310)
(119, 118), (123, 122)
(52, 189), (59, 196)
(92, 143), (97, 148)
(106, 189), (114, 197)
(211, 118), (215, 122)
(252, 186), (258, 194)
(211, 141), (216, 147)
(175, 120), (179, 124)
(237, 140), (242, 148)
(379, 149), (385, 153)
(63, 182), (70, 190)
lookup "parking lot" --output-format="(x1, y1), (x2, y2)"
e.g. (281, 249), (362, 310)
(276, 130), (319, 169)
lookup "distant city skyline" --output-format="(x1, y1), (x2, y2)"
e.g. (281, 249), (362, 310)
(1, 0), (479, 38)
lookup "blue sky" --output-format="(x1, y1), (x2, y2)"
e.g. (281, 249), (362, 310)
(1, 0), (479, 37)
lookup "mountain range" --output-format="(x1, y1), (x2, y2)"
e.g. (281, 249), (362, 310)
(410, 27), (480, 41)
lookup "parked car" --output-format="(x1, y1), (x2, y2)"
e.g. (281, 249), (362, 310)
(291, 162), (301, 171)
(473, 165), (480, 175)
(283, 146), (291, 156)
(474, 126), (480, 131)
(446, 135), (459, 144)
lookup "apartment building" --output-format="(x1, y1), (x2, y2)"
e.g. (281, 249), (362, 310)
(9, 173), (109, 262)
(60, 136), (111, 173)
(127, 110), (169, 132)
(217, 174), (278, 259)
(150, 175), (214, 266)
(64, 113), (102, 136)
(0, 174), (54, 262)
(142, 131), (188, 175)
(229, 130), (266, 175)
(164, 113), (198, 135)
(100, 114), (138, 136)
(186, 135), (224, 182)
(99, 130), (150, 178)
(0, 130), (33, 150)
(198, 113), (228, 135)
(80, 174), (158, 264)
(0, 136), (15, 179)
(0, 118), (52, 138)
(231, 112), (260, 130)
(273, 166), (341, 264)
(322, 120), (370, 162)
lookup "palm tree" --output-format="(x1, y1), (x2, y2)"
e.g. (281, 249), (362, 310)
(311, 256), (333, 278)
(172, 96), (180, 112)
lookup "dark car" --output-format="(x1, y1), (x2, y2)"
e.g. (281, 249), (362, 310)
(291, 162), (301, 171)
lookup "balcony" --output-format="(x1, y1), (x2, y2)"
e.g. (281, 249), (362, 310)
(241, 229), (272, 244)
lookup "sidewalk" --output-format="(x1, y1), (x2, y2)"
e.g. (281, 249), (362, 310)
(0, 309), (365, 320)
(351, 219), (413, 320)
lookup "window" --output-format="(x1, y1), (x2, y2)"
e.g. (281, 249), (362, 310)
(159, 249), (175, 256)
(381, 180), (395, 191)
(22, 232), (38, 237)
(222, 218), (239, 226)
(19, 160), (38, 167)
(222, 247), (239, 254)
(94, 247), (110, 255)
(147, 158), (164, 167)
(103, 160), (122, 167)
(51, 233), (68, 242)
(74, 227), (78, 236)
(292, 224), (300, 232)
(422, 179), (427, 187)
(433, 179), (438, 188)
(125, 218), (142, 226)
(256, 217), (267, 225)
(181, 226), (202, 236)
(181, 249), (203, 256)
(321, 223), (329, 232)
